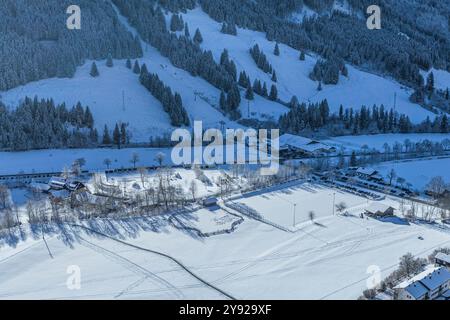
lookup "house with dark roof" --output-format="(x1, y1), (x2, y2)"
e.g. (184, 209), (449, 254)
(435, 253), (450, 269)
(364, 202), (395, 217)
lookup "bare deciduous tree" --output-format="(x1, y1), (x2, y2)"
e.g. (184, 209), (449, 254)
(189, 180), (198, 202)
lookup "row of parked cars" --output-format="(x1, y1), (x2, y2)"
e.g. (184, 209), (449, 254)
(312, 173), (384, 200)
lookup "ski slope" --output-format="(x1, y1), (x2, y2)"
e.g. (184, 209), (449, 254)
(180, 7), (436, 123)
(0, 61), (174, 142)
(0, 4), (290, 143)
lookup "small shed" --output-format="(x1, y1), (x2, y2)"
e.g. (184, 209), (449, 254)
(365, 202), (395, 217)
(203, 197), (218, 207)
(435, 253), (450, 268)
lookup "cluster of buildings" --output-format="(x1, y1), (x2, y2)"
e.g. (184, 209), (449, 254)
(279, 134), (336, 158)
(394, 253), (450, 300)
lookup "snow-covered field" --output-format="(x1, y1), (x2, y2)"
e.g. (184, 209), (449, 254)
(322, 133), (450, 151)
(0, 147), (173, 175)
(232, 182), (369, 228)
(1, 206), (449, 299)
(372, 157), (450, 191)
(176, 208), (241, 234)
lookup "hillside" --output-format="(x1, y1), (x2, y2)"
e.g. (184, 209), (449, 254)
(1, 2), (447, 145)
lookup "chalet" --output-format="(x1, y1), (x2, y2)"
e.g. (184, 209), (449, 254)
(395, 267), (450, 300)
(364, 202), (395, 217)
(435, 253), (450, 269)
(355, 167), (383, 181)
(279, 134), (335, 158)
(49, 177), (67, 190)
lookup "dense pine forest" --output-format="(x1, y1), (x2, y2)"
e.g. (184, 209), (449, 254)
(0, 97), (98, 151)
(0, 0), (142, 91)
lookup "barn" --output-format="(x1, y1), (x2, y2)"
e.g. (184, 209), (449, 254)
(364, 202), (395, 217)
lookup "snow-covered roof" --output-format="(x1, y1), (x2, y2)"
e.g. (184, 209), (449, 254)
(365, 202), (394, 214)
(435, 252), (450, 264)
(395, 267), (438, 289)
(280, 134), (316, 147)
(404, 282), (429, 299)
(279, 134), (333, 152)
(356, 167), (378, 176)
(420, 268), (450, 291)
(395, 267), (450, 299)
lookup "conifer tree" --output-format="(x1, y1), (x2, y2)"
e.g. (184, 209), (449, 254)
(245, 86), (254, 100)
(184, 23), (190, 38)
(274, 43), (280, 56)
(106, 53), (113, 67)
(193, 28), (203, 44)
(113, 123), (121, 149)
(262, 83), (268, 97)
(269, 84), (278, 101)
(120, 123), (127, 145)
(426, 72), (434, 92)
(133, 60), (141, 74)
(299, 51), (306, 61)
(126, 59), (132, 69)
(102, 125), (111, 144)
(219, 90), (227, 111)
(90, 62), (99, 77)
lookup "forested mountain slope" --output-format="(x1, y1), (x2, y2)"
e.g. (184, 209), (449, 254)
(0, 0), (142, 91)
(0, 0), (448, 147)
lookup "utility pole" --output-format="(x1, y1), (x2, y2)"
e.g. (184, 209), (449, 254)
(332, 192), (336, 216)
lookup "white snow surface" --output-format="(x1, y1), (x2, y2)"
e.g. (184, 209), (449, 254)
(372, 157), (450, 191)
(322, 133), (450, 151)
(1, 199), (449, 299)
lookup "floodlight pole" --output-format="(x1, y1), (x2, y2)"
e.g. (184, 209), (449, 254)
(293, 203), (297, 227)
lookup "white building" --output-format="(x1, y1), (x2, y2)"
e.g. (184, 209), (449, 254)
(279, 134), (335, 157)
(395, 267), (450, 300)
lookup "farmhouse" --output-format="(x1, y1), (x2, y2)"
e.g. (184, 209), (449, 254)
(279, 134), (335, 157)
(364, 202), (395, 217)
(435, 253), (450, 269)
(395, 267), (450, 300)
